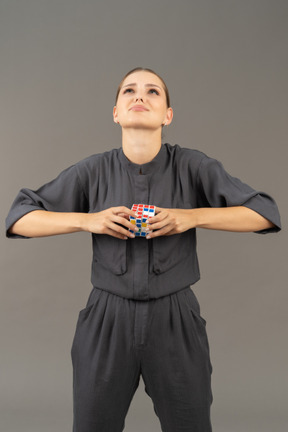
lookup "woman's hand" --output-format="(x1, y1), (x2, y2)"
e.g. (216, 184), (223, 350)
(145, 206), (275, 239)
(10, 206), (273, 239)
(83, 206), (138, 240)
(146, 207), (195, 239)
(9, 207), (138, 239)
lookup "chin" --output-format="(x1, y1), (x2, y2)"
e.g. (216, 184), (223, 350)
(124, 121), (159, 130)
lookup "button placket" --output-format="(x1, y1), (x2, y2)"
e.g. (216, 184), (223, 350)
(132, 174), (150, 299)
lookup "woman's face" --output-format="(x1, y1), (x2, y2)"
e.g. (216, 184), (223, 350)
(113, 71), (173, 131)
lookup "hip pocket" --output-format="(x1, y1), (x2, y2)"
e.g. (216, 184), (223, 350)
(71, 288), (103, 358)
(184, 288), (207, 326)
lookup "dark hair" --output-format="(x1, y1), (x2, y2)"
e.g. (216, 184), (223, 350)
(115, 67), (171, 108)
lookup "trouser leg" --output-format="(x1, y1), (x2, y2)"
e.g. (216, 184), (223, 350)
(71, 286), (213, 432)
(71, 288), (141, 432)
(140, 287), (213, 432)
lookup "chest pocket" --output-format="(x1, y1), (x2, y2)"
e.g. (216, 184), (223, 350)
(92, 234), (127, 275)
(151, 230), (194, 274)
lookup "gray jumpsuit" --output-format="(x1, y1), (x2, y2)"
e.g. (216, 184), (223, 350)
(6, 143), (281, 432)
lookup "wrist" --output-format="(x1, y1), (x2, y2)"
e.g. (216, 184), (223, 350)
(77, 213), (91, 233)
(188, 208), (202, 229)
(189, 208), (218, 229)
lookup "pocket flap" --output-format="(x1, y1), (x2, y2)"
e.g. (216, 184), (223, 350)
(152, 230), (195, 274)
(92, 234), (127, 275)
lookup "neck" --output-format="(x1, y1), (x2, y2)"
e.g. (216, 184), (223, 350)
(121, 128), (162, 165)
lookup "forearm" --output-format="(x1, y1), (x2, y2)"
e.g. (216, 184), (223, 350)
(194, 206), (275, 232)
(8, 210), (88, 238)
(8, 206), (138, 239)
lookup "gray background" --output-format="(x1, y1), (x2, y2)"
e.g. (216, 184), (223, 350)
(1, 0), (287, 431)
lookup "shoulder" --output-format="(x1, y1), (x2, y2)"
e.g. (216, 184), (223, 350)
(73, 147), (121, 175)
(68, 148), (120, 188)
(76, 147), (120, 169)
(164, 143), (206, 159)
(163, 143), (209, 169)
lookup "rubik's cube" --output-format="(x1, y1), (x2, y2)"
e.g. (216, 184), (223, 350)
(129, 204), (156, 237)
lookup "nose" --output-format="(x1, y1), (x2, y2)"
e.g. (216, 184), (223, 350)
(135, 89), (145, 102)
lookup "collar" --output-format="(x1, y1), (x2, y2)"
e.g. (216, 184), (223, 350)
(119, 143), (167, 175)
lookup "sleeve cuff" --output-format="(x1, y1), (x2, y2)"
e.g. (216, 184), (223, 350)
(5, 206), (43, 239)
(242, 193), (281, 234)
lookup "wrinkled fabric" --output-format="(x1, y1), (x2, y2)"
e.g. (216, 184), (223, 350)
(71, 286), (213, 432)
(6, 143), (281, 431)
(6, 143), (281, 300)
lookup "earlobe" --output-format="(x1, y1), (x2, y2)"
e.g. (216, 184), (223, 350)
(113, 106), (118, 124)
(165, 107), (173, 126)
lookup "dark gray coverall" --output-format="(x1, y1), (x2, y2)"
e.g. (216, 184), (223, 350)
(6, 143), (281, 432)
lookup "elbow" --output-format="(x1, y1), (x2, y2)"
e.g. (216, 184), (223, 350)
(7, 224), (16, 235)
(6, 211), (39, 238)
(7, 220), (27, 237)
(253, 216), (277, 233)
(264, 219), (276, 230)
(241, 207), (277, 232)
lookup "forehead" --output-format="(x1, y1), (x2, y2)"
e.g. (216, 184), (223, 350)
(121, 71), (164, 89)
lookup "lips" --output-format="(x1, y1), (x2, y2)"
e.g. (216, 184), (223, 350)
(130, 105), (149, 111)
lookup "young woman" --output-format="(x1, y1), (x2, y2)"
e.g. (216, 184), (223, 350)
(6, 67), (281, 432)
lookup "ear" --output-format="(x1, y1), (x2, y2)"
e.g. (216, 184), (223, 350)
(113, 106), (119, 124)
(164, 107), (173, 126)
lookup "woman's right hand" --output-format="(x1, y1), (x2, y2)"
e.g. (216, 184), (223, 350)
(83, 206), (138, 240)
(9, 207), (138, 239)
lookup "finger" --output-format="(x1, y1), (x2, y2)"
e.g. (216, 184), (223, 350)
(106, 220), (136, 238)
(117, 213), (137, 227)
(105, 227), (129, 240)
(146, 225), (173, 239)
(147, 221), (166, 231)
(148, 211), (168, 224)
(112, 215), (138, 232)
(155, 206), (163, 214)
(113, 206), (137, 218)
(148, 213), (169, 228)
(149, 209), (163, 221)
(118, 213), (130, 220)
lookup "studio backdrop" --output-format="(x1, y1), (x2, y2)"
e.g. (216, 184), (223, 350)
(1, 1), (287, 431)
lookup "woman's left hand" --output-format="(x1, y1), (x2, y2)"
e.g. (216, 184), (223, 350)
(146, 206), (275, 238)
(146, 207), (195, 239)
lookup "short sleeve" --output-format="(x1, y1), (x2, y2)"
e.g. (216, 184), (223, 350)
(5, 164), (89, 239)
(196, 156), (281, 234)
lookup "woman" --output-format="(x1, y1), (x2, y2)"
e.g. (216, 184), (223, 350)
(6, 67), (281, 432)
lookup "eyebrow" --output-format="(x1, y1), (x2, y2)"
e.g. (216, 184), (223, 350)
(122, 83), (162, 89)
